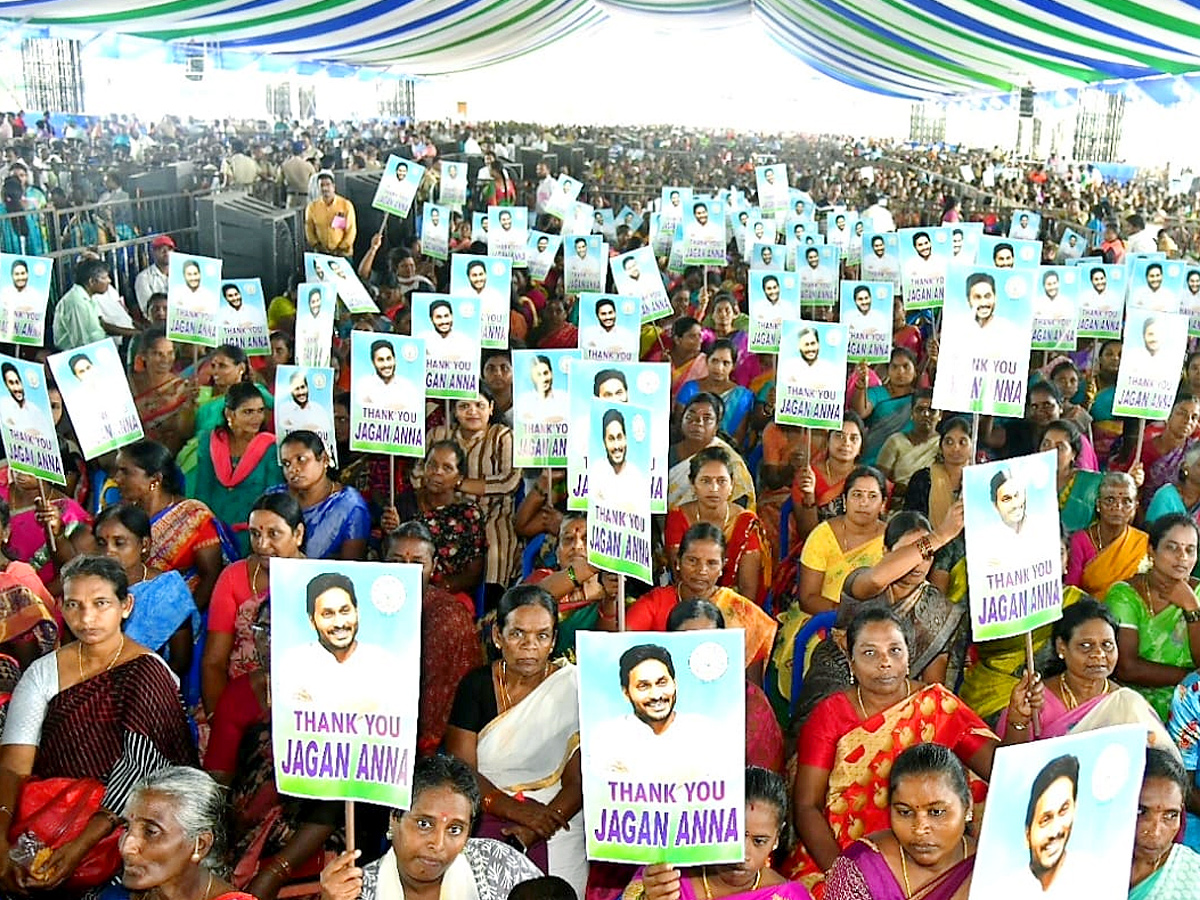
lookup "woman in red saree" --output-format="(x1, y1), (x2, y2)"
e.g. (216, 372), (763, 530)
(786, 606), (1000, 897)
(536, 298), (578, 350)
(664, 446), (770, 605)
(130, 327), (196, 456)
(825, 744), (978, 900)
(0, 555), (196, 893)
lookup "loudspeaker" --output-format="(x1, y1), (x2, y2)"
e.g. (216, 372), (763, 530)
(1019, 87), (1035, 118)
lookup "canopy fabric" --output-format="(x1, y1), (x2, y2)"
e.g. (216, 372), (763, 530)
(5, 0), (1200, 96)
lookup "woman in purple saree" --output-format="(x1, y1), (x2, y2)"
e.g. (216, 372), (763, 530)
(623, 767), (811, 900)
(825, 744), (975, 900)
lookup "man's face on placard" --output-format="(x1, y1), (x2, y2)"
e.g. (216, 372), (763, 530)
(537, 236), (549, 254)
(10, 263), (27, 291)
(968, 278), (997, 323)
(603, 418), (627, 468)
(499, 211), (512, 231)
(1092, 269), (1107, 293)
(914, 234), (932, 259)
(1026, 776), (1075, 877)
(1043, 273), (1059, 300)
(764, 168), (775, 184)
(806, 248), (820, 270)
(623, 258), (641, 280)
(1189, 271), (1200, 295)
(1147, 265), (1163, 291)
(1144, 319), (1162, 354)
(310, 586), (358, 655)
(952, 231), (964, 255)
(596, 377), (627, 402)
(183, 262), (201, 290)
(694, 205), (708, 226)
(431, 304), (454, 336)
(468, 263), (487, 292)
(4, 369), (23, 405)
(799, 330), (820, 363)
(291, 378), (310, 406)
(994, 476), (1026, 530)
(1020, 214), (1030, 228)
(223, 285), (242, 309)
(872, 236), (886, 258)
(854, 287), (872, 314)
(395, 163), (408, 182)
(761, 247), (773, 266)
(624, 658), (676, 726)
(994, 246), (1015, 268)
(575, 240), (589, 260)
(753, 222), (765, 239)
(372, 345), (396, 380)
(597, 302), (617, 331)
(763, 277), (780, 303)
(431, 209), (440, 226)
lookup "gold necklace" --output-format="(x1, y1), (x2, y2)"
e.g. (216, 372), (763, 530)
(898, 837), (968, 899)
(498, 660), (549, 713)
(78, 634), (124, 681)
(1060, 675), (1110, 711)
(701, 866), (760, 899)
(251, 559), (264, 597)
(857, 678), (911, 718)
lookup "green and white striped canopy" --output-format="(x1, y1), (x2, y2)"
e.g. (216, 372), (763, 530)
(5, 0), (1200, 97)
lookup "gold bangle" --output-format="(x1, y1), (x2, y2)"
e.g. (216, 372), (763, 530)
(1009, 720), (1028, 731)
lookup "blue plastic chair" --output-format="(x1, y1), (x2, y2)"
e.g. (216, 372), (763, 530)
(522, 533), (548, 579)
(789, 610), (838, 719)
(779, 496), (795, 563)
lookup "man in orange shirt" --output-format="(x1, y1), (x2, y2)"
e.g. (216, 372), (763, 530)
(304, 170), (357, 258)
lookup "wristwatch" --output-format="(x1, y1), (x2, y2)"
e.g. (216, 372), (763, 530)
(1183, 607), (1200, 624)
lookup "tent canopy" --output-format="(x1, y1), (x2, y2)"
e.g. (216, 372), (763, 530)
(5, 0), (1200, 98)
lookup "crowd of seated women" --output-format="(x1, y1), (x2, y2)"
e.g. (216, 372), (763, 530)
(4, 194), (1200, 900)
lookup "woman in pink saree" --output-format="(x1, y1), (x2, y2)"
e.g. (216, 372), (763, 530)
(624, 766), (811, 900)
(996, 598), (1173, 751)
(825, 743), (976, 900)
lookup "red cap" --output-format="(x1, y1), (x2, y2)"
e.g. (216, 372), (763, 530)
(151, 235), (176, 249)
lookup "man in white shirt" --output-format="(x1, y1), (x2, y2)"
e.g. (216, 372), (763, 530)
(992, 755), (1105, 899)
(1125, 213), (1160, 255)
(426, 299), (475, 363)
(589, 408), (648, 513)
(170, 259), (212, 315)
(216, 282), (257, 329)
(567, 238), (602, 291)
(862, 235), (899, 284)
(534, 161), (556, 216)
(582, 296), (635, 361)
(278, 572), (403, 714)
(783, 326), (840, 394)
(861, 193), (895, 233)
(1130, 263), (1177, 313)
(277, 371), (332, 440)
(588, 644), (731, 784)
(134, 235), (174, 316)
(1010, 212), (1038, 241)
(0, 363), (47, 437)
(358, 339), (416, 412)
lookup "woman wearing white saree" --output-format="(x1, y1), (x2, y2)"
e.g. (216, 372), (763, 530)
(445, 585), (587, 897)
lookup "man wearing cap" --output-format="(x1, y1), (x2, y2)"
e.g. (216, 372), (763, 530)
(280, 142), (315, 209)
(135, 235), (175, 316)
(305, 170), (357, 259)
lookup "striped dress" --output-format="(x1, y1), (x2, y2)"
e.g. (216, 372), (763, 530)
(426, 423), (521, 586)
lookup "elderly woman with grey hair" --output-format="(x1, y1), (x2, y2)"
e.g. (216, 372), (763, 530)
(1066, 469), (1148, 596)
(119, 766), (253, 899)
(319, 754), (542, 900)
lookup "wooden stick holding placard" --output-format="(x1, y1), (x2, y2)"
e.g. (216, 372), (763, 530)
(345, 800), (355, 856)
(616, 574), (626, 633)
(377, 212), (389, 237)
(36, 480), (55, 553)
(970, 413), (980, 459)
(389, 456), (396, 510)
(1132, 419), (1146, 468)
(1024, 631), (1041, 738)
